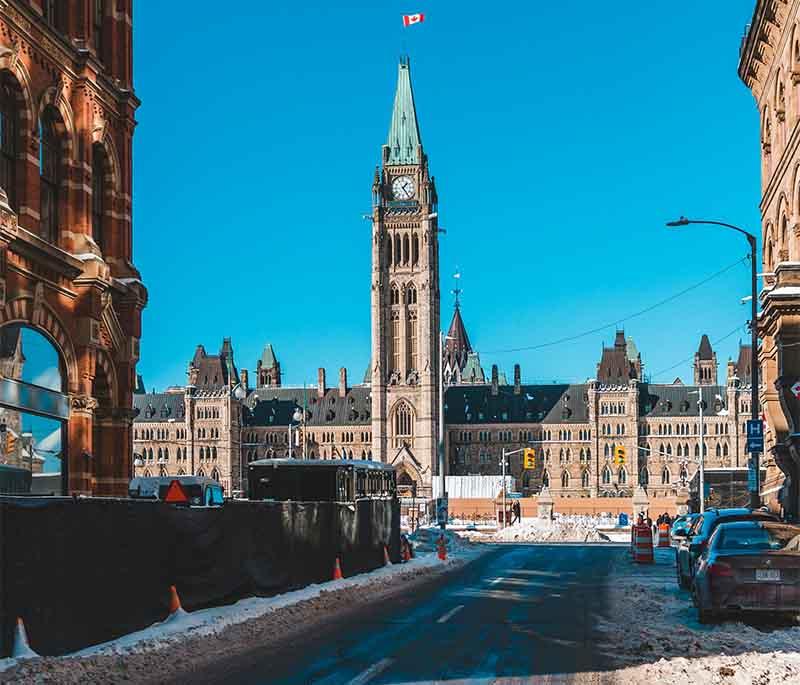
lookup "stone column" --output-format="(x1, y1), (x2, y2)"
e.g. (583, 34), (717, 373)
(537, 486), (554, 520)
(675, 484), (690, 516)
(632, 486), (649, 521)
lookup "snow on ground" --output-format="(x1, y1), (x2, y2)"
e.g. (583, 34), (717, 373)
(596, 546), (800, 684)
(0, 541), (488, 684)
(464, 514), (620, 543)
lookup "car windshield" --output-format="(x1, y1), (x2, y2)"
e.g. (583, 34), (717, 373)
(717, 525), (800, 552)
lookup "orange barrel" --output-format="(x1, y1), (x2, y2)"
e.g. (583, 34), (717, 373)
(657, 523), (671, 548)
(634, 524), (654, 564)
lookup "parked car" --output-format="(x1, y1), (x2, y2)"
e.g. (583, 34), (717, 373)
(671, 513), (699, 542)
(693, 520), (800, 623)
(675, 508), (779, 589)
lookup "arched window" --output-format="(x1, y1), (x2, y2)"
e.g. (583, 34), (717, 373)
(723, 443), (729, 457)
(210, 467), (220, 482)
(394, 234), (401, 266)
(212, 446), (217, 460)
(39, 107), (62, 243)
(406, 284), (417, 304)
(661, 467), (670, 485)
(93, 0), (105, 59)
(679, 465), (688, 483)
(561, 470), (570, 488)
(715, 444), (721, 458)
(92, 144), (107, 252)
(412, 233), (419, 264)
(402, 234), (409, 264)
(618, 467), (627, 484)
(386, 236), (393, 265)
(676, 444), (683, 457)
(391, 312), (401, 373)
(390, 284), (400, 306)
(602, 466), (611, 484)
(581, 470), (590, 488)
(639, 468), (649, 486)
(393, 401), (414, 447)
(542, 471), (550, 488)
(0, 75), (18, 210)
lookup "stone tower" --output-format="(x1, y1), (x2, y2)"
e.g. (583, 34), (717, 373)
(256, 343), (281, 387)
(371, 57), (440, 494)
(694, 334), (718, 385)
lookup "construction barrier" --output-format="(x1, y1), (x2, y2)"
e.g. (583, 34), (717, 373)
(0, 495), (400, 658)
(633, 524), (654, 564)
(657, 523), (671, 548)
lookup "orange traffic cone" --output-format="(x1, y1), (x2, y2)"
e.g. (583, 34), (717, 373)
(12, 617), (38, 660)
(437, 534), (447, 561)
(383, 546), (392, 566)
(166, 585), (186, 621)
(333, 557), (343, 580)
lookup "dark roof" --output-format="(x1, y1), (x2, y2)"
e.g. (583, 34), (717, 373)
(638, 384), (728, 417)
(190, 339), (239, 390)
(248, 458), (394, 471)
(444, 305), (471, 372)
(245, 386), (372, 427)
(734, 344), (753, 385)
(697, 335), (714, 360)
(444, 384), (589, 424)
(597, 330), (639, 385)
(133, 392), (186, 423)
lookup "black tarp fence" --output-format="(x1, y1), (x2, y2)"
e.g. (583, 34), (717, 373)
(0, 496), (400, 657)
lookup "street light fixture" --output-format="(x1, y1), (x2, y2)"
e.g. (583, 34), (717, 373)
(438, 333), (456, 531)
(667, 216), (761, 508)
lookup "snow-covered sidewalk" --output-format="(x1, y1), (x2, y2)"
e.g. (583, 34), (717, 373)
(596, 546), (800, 684)
(462, 514), (623, 543)
(0, 537), (487, 684)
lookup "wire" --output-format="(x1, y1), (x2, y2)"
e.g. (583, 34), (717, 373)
(483, 256), (749, 355)
(649, 324), (745, 380)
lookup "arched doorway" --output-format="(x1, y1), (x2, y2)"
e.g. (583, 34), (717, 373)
(396, 469), (416, 498)
(0, 324), (69, 494)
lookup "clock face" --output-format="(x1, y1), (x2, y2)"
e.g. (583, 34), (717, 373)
(391, 175), (415, 200)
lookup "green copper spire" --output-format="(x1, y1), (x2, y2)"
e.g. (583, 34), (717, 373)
(385, 57), (421, 165)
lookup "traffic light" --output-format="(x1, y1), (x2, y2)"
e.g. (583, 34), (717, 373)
(523, 448), (536, 470)
(614, 445), (626, 465)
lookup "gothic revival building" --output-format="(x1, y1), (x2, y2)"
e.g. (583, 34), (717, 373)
(133, 57), (754, 501)
(0, 1), (146, 496)
(740, 0), (800, 518)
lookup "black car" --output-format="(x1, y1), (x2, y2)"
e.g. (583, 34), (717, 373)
(693, 520), (800, 623)
(675, 507), (779, 589)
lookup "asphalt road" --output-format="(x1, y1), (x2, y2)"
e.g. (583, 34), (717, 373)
(200, 544), (628, 685)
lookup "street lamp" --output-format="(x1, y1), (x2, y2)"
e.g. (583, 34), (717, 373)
(667, 217), (761, 508)
(438, 332), (455, 531)
(289, 407), (303, 458)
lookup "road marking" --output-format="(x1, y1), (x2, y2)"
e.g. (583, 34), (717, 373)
(345, 657), (394, 685)
(436, 604), (464, 623)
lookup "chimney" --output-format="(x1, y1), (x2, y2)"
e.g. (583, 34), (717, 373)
(339, 367), (347, 398)
(317, 368), (326, 397)
(241, 369), (249, 395)
(514, 364), (521, 395)
(491, 364), (499, 396)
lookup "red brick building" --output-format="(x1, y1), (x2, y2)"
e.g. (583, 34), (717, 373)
(0, 1), (145, 496)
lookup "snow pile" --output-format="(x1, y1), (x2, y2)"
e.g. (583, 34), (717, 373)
(487, 514), (608, 543)
(596, 546), (800, 683)
(409, 526), (481, 555)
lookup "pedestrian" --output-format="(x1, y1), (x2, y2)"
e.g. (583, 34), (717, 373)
(513, 500), (521, 525)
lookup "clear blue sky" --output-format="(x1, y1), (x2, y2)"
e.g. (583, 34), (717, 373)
(133, 0), (761, 391)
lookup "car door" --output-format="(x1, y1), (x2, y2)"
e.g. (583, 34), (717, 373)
(680, 515), (704, 578)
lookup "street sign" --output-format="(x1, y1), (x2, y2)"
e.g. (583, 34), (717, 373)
(746, 419), (764, 453)
(507, 492), (523, 499)
(792, 381), (800, 399)
(436, 497), (448, 525)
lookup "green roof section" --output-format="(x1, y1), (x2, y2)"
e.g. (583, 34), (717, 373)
(260, 343), (278, 367)
(385, 57), (421, 165)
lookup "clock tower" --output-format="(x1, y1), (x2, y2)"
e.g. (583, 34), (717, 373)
(371, 57), (441, 494)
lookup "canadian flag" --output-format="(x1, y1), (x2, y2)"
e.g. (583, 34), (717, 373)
(403, 13), (425, 27)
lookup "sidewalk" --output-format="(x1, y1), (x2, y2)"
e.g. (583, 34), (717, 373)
(596, 545), (800, 684)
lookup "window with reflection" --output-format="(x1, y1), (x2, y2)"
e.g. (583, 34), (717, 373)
(92, 143), (107, 252)
(0, 325), (67, 495)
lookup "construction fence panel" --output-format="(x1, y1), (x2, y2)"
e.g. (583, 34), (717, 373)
(0, 496), (399, 658)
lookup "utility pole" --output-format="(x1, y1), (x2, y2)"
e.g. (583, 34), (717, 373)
(699, 385), (705, 514)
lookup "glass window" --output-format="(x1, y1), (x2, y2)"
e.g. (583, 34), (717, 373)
(92, 144), (106, 252)
(93, 0), (105, 58)
(39, 108), (61, 243)
(0, 75), (18, 210)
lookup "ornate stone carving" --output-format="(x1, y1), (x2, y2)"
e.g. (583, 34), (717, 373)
(70, 395), (99, 412)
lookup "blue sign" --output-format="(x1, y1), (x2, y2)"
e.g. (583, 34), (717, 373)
(704, 482), (711, 498)
(746, 419), (764, 453)
(748, 459), (758, 492)
(507, 492), (523, 499)
(618, 513), (629, 527)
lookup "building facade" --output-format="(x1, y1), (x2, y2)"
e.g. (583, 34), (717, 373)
(133, 57), (755, 502)
(740, 0), (800, 518)
(0, 1), (145, 496)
